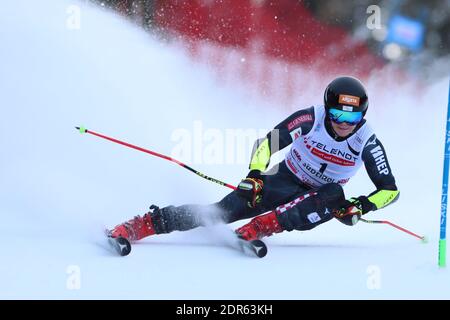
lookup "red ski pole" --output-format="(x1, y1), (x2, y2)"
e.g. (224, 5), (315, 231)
(360, 218), (427, 242)
(75, 126), (237, 190)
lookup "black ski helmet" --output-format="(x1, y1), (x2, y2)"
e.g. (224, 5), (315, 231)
(324, 76), (368, 115)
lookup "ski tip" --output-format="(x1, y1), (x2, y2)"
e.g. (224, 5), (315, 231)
(117, 237), (132, 256)
(421, 236), (428, 244)
(107, 235), (132, 256)
(251, 240), (268, 258)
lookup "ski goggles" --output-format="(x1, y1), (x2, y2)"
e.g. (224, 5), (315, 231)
(328, 108), (363, 125)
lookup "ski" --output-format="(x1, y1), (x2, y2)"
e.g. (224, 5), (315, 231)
(236, 237), (267, 258)
(107, 234), (132, 256)
(103, 227), (264, 258)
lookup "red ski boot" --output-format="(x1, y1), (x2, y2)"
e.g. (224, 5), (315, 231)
(109, 206), (159, 241)
(235, 211), (283, 241)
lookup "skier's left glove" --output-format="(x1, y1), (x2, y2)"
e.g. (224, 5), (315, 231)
(334, 196), (373, 226)
(237, 170), (264, 208)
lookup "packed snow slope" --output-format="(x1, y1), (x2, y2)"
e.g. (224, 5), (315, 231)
(0, 0), (449, 299)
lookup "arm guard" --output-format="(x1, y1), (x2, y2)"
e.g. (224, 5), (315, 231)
(367, 189), (400, 210)
(249, 138), (271, 171)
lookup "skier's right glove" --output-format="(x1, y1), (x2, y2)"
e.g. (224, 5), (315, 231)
(236, 170), (264, 208)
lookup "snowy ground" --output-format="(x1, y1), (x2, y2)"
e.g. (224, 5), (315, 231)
(0, 0), (449, 299)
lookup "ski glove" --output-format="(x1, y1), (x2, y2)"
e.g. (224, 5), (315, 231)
(348, 196), (375, 214)
(236, 170), (264, 208)
(334, 205), (361, 226)
(334, 196), (372, 226)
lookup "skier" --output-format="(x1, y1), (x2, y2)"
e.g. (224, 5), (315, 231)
(109, 76), (399, 242)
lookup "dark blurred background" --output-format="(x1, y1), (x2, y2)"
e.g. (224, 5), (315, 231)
(91, 0), (449, 80)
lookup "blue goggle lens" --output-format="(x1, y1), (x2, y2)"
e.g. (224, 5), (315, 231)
(328, 108), (363, 125)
